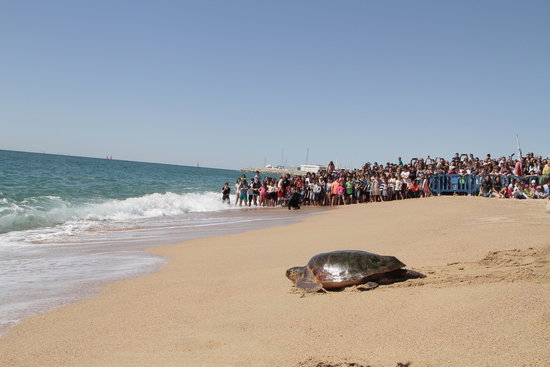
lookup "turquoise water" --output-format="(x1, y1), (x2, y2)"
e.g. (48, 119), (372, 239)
(0, 150), (307, 333)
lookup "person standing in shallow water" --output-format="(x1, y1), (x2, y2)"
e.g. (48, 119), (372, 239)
(234, 178), (241, 205)
(222, 182), (231, 205)
(237, 176), (248, 207)
(250, 177), (261, 206)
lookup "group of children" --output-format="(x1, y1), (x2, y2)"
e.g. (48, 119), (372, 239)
(479, 175), (549, 199)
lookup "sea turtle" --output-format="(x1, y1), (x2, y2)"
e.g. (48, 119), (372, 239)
(286, 250), (425, 293)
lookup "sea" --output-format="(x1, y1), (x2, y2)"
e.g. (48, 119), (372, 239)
(0, 150), (309, 333)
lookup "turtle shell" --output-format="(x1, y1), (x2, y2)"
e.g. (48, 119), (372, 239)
(307, 250), (406, 289)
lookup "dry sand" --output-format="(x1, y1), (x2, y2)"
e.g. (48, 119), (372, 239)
(1, 197), (549, 367)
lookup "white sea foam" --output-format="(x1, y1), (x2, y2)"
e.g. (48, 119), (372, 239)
(89, 191), (234, 220)
(0, 191), (234, 236)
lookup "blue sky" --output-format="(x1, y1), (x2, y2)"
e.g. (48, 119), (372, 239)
(1, 0), (549, 170)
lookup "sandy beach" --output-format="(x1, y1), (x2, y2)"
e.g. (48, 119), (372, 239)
(1, 197), (549, 367)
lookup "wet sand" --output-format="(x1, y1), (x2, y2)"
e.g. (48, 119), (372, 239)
(1, 197), (549, 367)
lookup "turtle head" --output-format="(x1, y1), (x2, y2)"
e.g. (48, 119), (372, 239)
(286, 266), (305, 283)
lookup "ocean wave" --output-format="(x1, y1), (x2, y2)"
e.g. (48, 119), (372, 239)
(0, 191), (232, 235)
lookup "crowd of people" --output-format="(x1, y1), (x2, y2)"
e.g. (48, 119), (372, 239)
(223, 153), (550, 208)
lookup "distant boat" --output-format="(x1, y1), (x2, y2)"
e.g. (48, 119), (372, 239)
(106, 155), (112, 160)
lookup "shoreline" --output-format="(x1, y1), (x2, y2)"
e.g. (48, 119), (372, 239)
(0, 206), (325, 336)
(1, 197), (549, 366)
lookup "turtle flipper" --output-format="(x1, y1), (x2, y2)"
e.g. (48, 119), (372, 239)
(402, 269), (426, 279)
(295, 277), (323, 293)
(374, 269), (426, 285)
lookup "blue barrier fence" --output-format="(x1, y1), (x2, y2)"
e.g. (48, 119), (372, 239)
(429, 174), (529, 196)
